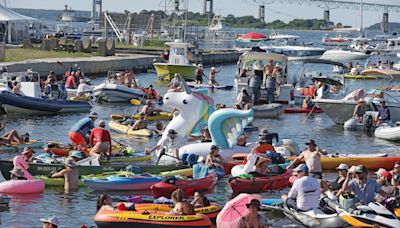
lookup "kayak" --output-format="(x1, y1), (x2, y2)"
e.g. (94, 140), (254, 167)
(230, 161), (291, 177)
(95, 210), (212, 228)
(0, 140), (44, 152)
(68, 96), (90, 101)
(229, 169), (292, 195)
(0, 159), (189, 180)
(187, 83), (233, 90)
(287, 153), (400, 171)
(83, 175), (162, 191)
(111, 112), (173, 121)
(109, 121), (153, 137)
(34, 176), (86, 187)
(101, 153), (153, 163)
(151, 174), (218, 198)
(159, 168), (193, 177)
(284, 107), (323, 114)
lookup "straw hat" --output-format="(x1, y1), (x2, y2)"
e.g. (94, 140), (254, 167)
(255, 155), (270, 166)
(21, 147), (35, 155)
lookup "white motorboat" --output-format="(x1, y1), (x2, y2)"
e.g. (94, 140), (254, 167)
(320, 49), (370, 62)
(375, 124), (400, 141)
(92, 82), (144, 102)
(253, 103), (284, 118)
(343, 111), (377, 130)
(374, 37), (400, 54)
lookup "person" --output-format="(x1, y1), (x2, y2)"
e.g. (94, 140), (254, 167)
(9, 167), (27, 180)
(124, 70), (135, 88)
(170, 188), (195, 215)
(265, 73), (276, 104)
(239, 67), (249, 78)
(376, 100), (391, 126)
(96, 194), (115, 212)
(390, 162), (400, 187)
(302, 96), (313, 109)
(0, 130), (26, 145)
(144, 85), (157, 99)
(191, 191), (210, 207)
(195, 64), (204, 84)
(208, 66), (220, 86)
(255, 128), (279, 150)
(169, 73), (182, 91)
(89, 120), (112, 160)
(376, 171), (396, 203)
(352, 99), (366, 122)
(188, 126), (212, 143)
(40, 216), (59, 228)
(238, 199), (269, 228)
(65, 72), (76, 89)
(328, 163), (348, 193)
(141, 100), (160, 116)
(236, 88), (252, 108)
(76, 79), (91, 97)
(11, 81), (20, 95)
(145, 129), (180, 163)
(205, 145), (224, 170)
(20, 147), (35, 162)
(249, 154), (271, 177)
(248, 73), (261, 104)
(69, 112), (97, 147)
(282, 164), (320, 212)
(287, 139), (325, 179)
(264, 59), (274, 76)
(131, 112), (148, 130)
(237, 135), (247, 147)
(161, 49), (169, 62)
(50, 151), (83, 191)
(340, 165), (387, 205)
(154, 121), (165, 136)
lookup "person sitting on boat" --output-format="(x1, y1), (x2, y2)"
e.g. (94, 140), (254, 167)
(40, 216), (59, 228)
(339, 165), (388, 205)
(195, 64), (204, 84)
(9, 167), (27, 180)
(237, 88), (252, 108)
(69, 112), (97, 148)
(11, 81), (20, 95)
(161, 49), (169, 62)
(168, 73), (183, 91)
(239, 67), (250, 78)
(89, 120), (112, 160)
(141, 100), (161, 116)
(208, 66), (220, 86)
(376, 171), (396, 204)
(249, 153), (271, 177)
(287, 139), (326, 179)
(188, 126), (212, 143)
(76, 79), (91, 97)
(302, 96), (313, 109)
(282, 164), (320, 212)
(50, 151), (83, 191)
(20, 147), (36, 162)
(116, 72), (125, 85)
(154, 121), (165, 136)
(376, 100), (391, 126)
(145, 129), (180, 162)
(205, 145), (224, 170)
(131, 112), (148, 130)
(237, 135), (247, 147)
(191, 191), (210, 208)
(170, 188), (196, 215)
(352, 99), (366, 123)
(390, 162), (400, 188)
(65, 72), (76, 89)
(96, 194), (115, 212)
(325, 163), (348, 194)
(239, 199), (269, 228)
(144, 85), (158, 99)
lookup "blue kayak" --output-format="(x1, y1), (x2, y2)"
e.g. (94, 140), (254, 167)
(83, 175), (161, 191)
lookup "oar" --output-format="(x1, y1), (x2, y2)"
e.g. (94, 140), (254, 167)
(302, 103), (317, 124)
(56, 61), (68, 70)
(155, 149), (185, 166)
(130, 99), (141, 106)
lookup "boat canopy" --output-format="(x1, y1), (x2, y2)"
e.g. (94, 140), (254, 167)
(240, 52), (288, 71)
(301, 58), (344, 67)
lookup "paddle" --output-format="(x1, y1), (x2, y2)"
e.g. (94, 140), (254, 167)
(302, 103), (318, 124)
(130, 99), (141, 105)
(133, 94), (146, 116)
(155, 149), (185, 166)
(56, 61), (68, 70)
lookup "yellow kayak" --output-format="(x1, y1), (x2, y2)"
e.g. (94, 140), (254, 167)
(69, 96), (90, 101)
(111, 112), (173, 121)
(109, 121), (153, 137)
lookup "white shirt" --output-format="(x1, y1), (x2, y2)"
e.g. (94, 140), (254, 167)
(160, 137), (177, 155)
(76, 83), (92, 95)
(288, 176), (320, 211)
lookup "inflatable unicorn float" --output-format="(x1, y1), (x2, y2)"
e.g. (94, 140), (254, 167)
(156, 79), (300, 164)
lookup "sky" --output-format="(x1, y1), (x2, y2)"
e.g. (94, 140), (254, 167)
(5, 0), (400, 27)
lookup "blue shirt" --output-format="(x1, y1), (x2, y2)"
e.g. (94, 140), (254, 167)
(378, 107), (390, 121)
(348, 178), (381, 205)
(70, 117), (95, 136)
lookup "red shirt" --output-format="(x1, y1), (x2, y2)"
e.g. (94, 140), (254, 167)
(90, 127), (112, 146)
(65, 75), (76, 89)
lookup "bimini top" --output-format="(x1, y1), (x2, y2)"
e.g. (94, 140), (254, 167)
(241, 52), (288, 63)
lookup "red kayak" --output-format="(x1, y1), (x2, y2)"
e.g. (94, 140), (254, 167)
(151, 174), (218, 198)
(284, 108), (323, 114)
(229, 169), (292, 195)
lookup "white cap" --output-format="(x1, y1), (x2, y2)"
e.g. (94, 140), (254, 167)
(375, 168), (387, 177)
(40, 216), (59, 226)
(336, 163), (349, 170)
(211, 67), (215, 70)
(348, 165), (357, 173)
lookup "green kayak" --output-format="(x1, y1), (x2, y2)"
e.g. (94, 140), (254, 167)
(159, 168), (193, 177)
(34, 176), (86, 187)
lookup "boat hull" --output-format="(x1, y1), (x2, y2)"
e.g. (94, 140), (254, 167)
(92, 83), (144, 103)
(375, 126), (400, 141)
(153, 63), (196, 81)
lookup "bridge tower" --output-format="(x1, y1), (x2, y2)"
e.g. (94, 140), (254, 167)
(382, 12), (389, 33)
(203, 0), (213, 14)
(92, 0), (102, 22)
(258, 4), (265, 22)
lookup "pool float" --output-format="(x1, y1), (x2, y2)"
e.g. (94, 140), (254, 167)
(229, 169), (292, 195)
(83, 175), (161, 191)
(0, 140), (44, 152)
(151, 173), (218, 198)
(108, 120), (153, 137)
(95, 210), (212, 228)
(111, 112), (173, 121)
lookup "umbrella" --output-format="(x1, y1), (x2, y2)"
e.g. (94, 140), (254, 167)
(216, 193), (262, 228)
(237, 32), (269, 42)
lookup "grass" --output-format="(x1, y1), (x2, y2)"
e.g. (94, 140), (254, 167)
(4, 48), (96, 62)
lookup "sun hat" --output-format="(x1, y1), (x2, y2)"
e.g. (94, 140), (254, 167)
(40, 216), (59, 226)
(9, 167), (24, 178)
(246, 199), (261, 208)
(70, 150), (84, 159)
(293, 164), (309, 173)
(88, 111), (98, 118)
(167, 129), (177, 136)
(255, 155), (270, 166)
(21, 147), (35, 155)
(375, 168), (387, 176)
(336, 163), (349, 170)
(305, 139), (317, 147)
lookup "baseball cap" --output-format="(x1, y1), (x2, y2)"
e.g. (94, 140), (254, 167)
(354, 165), (367, 173)
(40, 216), (59, 226)
(336, 163), (349, 170)
(293, 164), (308, 173)
(381, 171), (392, 181)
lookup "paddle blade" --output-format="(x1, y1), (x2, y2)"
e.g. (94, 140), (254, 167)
(130, 99), (141, 105)
(110, 114), (125, 120)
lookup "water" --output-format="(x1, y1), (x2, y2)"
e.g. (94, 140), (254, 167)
(1, 41), (400, 227)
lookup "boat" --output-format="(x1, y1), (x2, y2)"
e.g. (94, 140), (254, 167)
(110, 112), (173, 121)
(187, 82), (233, 90)
(83, 175), (161, 191)
(0, 140), (44, 152)
(343, 111), (377, 130)
(234, 52), (293, 104)
(374, 37), (400, 55)
(375, 124), (400, 141)
(322, 33), (353, 47)
(361, 69), (400, 80)
(153, 40), (196, 81)
(287, 153), (400, 171)
(320, 49), (370, 62)
(92, 82), (145, 102)
(34, 176), (86, 187)
(151, 174), (218, 198)
(95, 210), (212, 228)
(284, 107), (323, 114)
(0, 89), (91, 114)
(60, 5), (88, 22)
(253, 103), (284, 118)
(229, 169), (291, 195)
(108, 120), (153, 137)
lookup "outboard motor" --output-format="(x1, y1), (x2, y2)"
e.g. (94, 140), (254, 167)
(363, 113), (373, 130)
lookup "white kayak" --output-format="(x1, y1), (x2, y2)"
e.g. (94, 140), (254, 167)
(375, 124), (400, 141)
(253, 103), (284, 118)
(92, 82), (144, 102)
